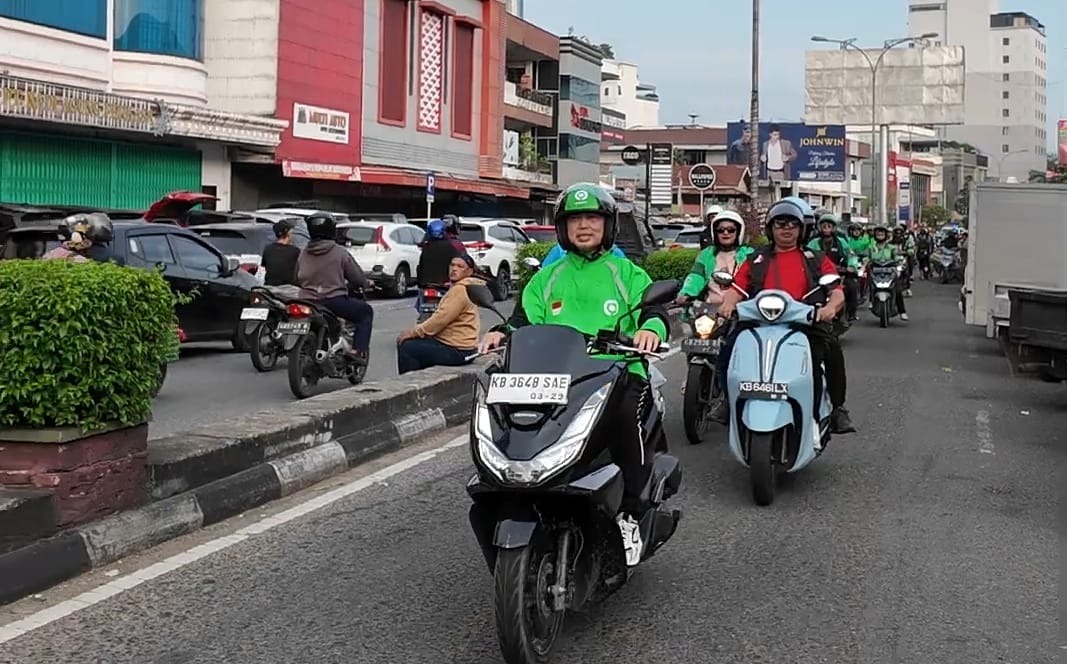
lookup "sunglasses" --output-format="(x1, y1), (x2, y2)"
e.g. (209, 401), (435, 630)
(771, 219), (800, 229)
(715, 227), (737, 234)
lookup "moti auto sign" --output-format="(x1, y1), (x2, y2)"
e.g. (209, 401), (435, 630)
(688, 163), (717, 190)
(569, 103), (602, 134)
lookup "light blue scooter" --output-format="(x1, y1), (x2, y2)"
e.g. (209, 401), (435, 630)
(712, 271), (842, 506)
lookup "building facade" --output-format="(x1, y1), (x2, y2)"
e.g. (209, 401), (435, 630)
(555, 36), (602, 186)
(600, 59), (659, 129)
(907, 0), (1047, 181)
(0, 0), (284, 209)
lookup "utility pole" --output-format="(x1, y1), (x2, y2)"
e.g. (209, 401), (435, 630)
(748, 0), (760, 205)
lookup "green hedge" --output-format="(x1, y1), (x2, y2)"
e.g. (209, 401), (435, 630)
(641, 248), (698, 282)
(0, 260), (178, 430)
(516, 241), (554, 290)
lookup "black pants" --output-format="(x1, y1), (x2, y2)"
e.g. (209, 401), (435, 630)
(806, 327), (846, 409)
(319, 296), (374, 353)
(397, 337), (472, 374)
(844, 275), (860, 318)
(610, 375), (653, 516)
(917, 254), (931, 277)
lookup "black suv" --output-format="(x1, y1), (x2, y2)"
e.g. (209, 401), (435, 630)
(2, 222), (257, 349)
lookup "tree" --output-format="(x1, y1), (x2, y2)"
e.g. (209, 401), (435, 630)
(920, 203), (951, 226)
(954, 176), (972, 219)
(597, 43), (614, 59)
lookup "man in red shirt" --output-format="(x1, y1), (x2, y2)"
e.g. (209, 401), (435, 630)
(716, 200), (856, 434)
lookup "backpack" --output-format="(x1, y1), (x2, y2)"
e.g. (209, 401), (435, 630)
(747, 246), (825, 302)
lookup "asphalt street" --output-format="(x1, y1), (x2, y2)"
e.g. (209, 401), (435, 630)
(1, 281), (1059, 663)
(148, 296), (514, 439)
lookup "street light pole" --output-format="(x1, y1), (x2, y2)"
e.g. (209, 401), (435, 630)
(749, 0), (761, 205)
(811, 33), (937, 225)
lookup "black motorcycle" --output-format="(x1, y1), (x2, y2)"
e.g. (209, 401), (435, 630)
(869, 260), (902, 328)
(272, 290), (368, 398)
(242, 285), (304, 372)
(465, 280), (683, 664)
(415, 283), (448, 324)
(681, 301), (728, 445)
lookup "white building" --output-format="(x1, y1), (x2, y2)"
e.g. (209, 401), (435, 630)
(907, 0), (1047, 181)
(0, 1), (285, 210)
(601, 59), (660, 128)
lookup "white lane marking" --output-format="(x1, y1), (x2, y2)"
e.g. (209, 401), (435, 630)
(0, 435), (468, 646)
(0, 347), (682, 645)
(975, 409), (995, 455)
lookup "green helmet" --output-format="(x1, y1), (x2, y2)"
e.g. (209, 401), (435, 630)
(818, 212), (840, 228)
(552, 183), (618, 253)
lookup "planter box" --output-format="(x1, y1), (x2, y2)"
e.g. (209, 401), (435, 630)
(0, 423), (148, 528)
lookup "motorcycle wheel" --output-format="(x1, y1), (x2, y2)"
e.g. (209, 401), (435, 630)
(249, 322), (279, 372)
(749, 432), (777, 506)
(493, 533), (564, 664)
(879, 306), (890, 328)
(287, 334), (319, 399)
(682, 363), (713, 445)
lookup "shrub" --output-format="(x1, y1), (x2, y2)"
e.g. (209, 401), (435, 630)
(516, 241), (555, 289)
(641, 248), (698, 282)
(0, 260), (178, 430)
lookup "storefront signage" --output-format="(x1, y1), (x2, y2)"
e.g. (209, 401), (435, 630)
(569, 103), (602, 135)
(282, 160), (361, 181)
(292, 102), (350, 144)
(0, 75), (163, 134)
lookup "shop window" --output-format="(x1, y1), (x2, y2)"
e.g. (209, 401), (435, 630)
(451, 22), (475, 139)
(379, 0), (409, 125)
(0, 0), (107, 38)
(114, 0), (204, 61)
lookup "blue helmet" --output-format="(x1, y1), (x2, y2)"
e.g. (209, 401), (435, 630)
(763, 199), (808, 242)
(426, 218), (447, 239)
(776, 196), (816, 241)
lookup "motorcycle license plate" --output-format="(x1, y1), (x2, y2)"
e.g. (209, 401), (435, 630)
(681, 338), (715, 354)
(240, 307), (270, 321)
(276, 320), (310, 335)
(486, 373), (570, 405)
(418, 304), (439, 313)
(737, 381), (788, 401)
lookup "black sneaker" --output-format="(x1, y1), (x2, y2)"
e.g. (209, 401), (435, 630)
(830, 407), (856, 434)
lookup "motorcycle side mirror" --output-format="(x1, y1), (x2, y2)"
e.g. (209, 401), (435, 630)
(711, 271), (734, 287)
(465, 283), (505, 321)
(641, 279), (681, 307)
(522, 256), (541, 270)
(818, 274), (842, 288)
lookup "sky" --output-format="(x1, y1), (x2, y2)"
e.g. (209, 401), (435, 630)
(524, 0), (1067, 151)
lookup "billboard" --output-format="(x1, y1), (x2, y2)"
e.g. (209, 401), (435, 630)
(727, 122), (847, 183)
(804, 45), (965, 126)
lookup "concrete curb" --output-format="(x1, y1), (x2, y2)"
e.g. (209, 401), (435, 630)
(0, 310), (686, 606)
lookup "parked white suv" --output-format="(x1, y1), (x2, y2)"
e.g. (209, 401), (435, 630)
(336, 221), (424, 297)
(456, 219), (531, 300)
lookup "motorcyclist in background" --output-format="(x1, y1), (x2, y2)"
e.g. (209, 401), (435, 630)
(892, 226), (917, 296)
(847, 223), (872, 260)
(477, 182), (670, 566)
(869, 225), (908, 321)
(261, 219), (301, 286)
(699, 204), (724, 249)
(42, 213), (113, 262)
(808, 213), (861, 322)
(716, 200), (856, 434)
(296, 213), (374, 363)
(915, 227), (934, 280)
(417, 219), (462, 286)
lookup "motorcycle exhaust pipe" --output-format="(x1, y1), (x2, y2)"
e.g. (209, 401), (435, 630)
(314, 349), (328, 362)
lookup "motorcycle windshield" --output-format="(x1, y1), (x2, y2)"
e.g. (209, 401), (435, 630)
(491, 325), (618, 461)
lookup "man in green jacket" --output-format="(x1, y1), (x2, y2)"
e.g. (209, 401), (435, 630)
(478, 182), (669, 566)
(846, 222), (872, 260)
(675, 209), (754, 307)
(808, 213), (860, 321)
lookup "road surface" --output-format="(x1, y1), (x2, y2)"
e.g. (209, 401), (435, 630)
(149, 297), (514, 439)
(0, 282), (1058, 663)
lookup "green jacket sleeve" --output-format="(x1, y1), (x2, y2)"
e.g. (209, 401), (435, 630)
(624, 263), (669, 341)
(679, 247), (714, 297)
(840, 237), (860, 270)
(520, 269), (548, 325)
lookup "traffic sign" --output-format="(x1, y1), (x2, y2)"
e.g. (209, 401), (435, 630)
(425, 173), (436, 203)
(688, 163), (717, 190)
(620, 145), (643, 165)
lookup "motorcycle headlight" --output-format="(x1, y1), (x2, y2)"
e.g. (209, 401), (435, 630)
(756, 294), (786, 322)
(874, 280), (893, 289)
(693, 315), (716, 338)
(472, 381), (612, 486)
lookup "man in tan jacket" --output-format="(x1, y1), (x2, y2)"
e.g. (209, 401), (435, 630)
(396, 254), (484, 374)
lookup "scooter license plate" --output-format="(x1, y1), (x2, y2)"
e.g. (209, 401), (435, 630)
(681, 338), (715, 354)
(240, 307), (270, 321)
(737, 381), (789, 401)
(486, 373), (570, 405)
(276, 320), (310, 335)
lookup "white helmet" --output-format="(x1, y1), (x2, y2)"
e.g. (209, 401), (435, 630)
(705, 204), (724, 219)
(711, 209), (745, 240)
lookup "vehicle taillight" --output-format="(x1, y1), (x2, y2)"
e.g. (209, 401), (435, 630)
(422, 288), (439, 298)
(240, 263), (259, 274)
(177, 328), (187, 343)
(373, 226), (391, 251)
(287, 303), (313, 317)
(464, 241), (494, 251)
